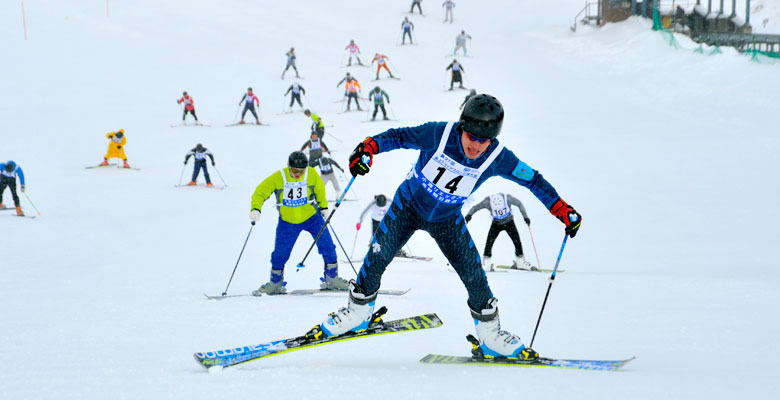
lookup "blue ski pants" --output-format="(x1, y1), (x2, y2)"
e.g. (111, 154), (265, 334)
(191, 160), (211, 183)
(356, 195), (493, 311)
(270, 213), (338, 281)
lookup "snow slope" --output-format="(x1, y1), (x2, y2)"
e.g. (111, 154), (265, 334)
(2, 1), (779, 399)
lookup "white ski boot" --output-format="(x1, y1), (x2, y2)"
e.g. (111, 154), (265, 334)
(482, 256), (494, 272)
(319, 280), (377, 337)
(471, 298), (537, 359)
(512, 255), (537, 271)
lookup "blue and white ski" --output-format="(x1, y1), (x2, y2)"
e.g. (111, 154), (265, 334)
(194, 307), (442, 369)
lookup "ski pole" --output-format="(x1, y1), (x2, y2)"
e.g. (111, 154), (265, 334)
(350, 228), (359, 259)
(23, 192), (41, 216)
(177, 162), (187, 186)
(529, 234), (569, 348)
(388, 59), (402, 77)
(213, 165), (228, 187)
(232, 103), (241, 124)
(296, 176), (356, 271)
(327, 223), (358, 276)
(396, 29), (403, 46)
(527, 225), (543, 270)
(326, 131), (343, 144)
(220, 222), (255, 296)
(388, 102), (398, 120)
(303, 93), (314, 110)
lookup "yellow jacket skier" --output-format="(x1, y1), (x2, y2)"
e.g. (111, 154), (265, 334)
(100, 129), (130, 168)
(249, 151), (348, 295)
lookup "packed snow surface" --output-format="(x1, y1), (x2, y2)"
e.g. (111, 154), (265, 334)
(1, 1), (778, 399)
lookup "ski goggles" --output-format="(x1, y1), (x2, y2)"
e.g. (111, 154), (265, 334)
(465, 132), (491, 144)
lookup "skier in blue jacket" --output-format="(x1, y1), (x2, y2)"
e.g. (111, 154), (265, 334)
(308, 94), (582, 359)
(0, 160), (26, 216)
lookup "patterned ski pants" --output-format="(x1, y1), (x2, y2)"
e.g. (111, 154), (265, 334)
(356, 195), (493, 310)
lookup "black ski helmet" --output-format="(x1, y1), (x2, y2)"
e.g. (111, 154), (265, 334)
(4, 161), (15, 172)
(115, 130), (124, 139)
(247, 87), (253, 91)
(288, 151), (308, 169)
(195, 143), (204, 152)
(459, 94), (504, 139)
(183, 91), (188, 95)
(374, 194), (387, 207)
(304, 109), (311, 115)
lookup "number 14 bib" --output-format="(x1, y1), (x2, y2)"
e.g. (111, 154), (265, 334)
(417, 122), (504, 204)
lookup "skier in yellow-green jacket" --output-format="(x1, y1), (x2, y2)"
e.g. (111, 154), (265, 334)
(304, 109), (325, 138)
(249, 151), (349, 295)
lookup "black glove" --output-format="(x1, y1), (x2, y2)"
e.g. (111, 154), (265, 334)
(212, 161), (215, 166)
(465, 215), (472, 223)
(348, 137), (379, 176)
(524, 217), (531, 226)
(183, 160), (187, 164)
(117, 145), (122, 150)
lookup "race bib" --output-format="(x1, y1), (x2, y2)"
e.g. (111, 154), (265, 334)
(416, 122), (504, 205)
(490, 193), (511, 219)
(280, 169), (309, 207)
(418, 153), (480, 204)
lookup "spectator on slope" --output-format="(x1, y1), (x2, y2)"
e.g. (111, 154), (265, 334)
(177, 91), (199, 124)
(465, 192), (535, 272)
(99, 129), (131, 169)
(0, 160), (26, 216)
(183, 143), (215, 187)
(249, 151), (349, 295)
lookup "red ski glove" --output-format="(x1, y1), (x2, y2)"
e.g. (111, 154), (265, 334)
(549, 199), (582, 238)
(349, 137), (379, 176)
(356, 223), (362, 231)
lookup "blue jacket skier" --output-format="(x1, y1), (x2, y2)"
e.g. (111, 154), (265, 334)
(310, 94), (582, 360)
(0, 160), (26, 216)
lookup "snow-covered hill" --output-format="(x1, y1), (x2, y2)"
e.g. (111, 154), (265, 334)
(2, 1), (778, 399)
